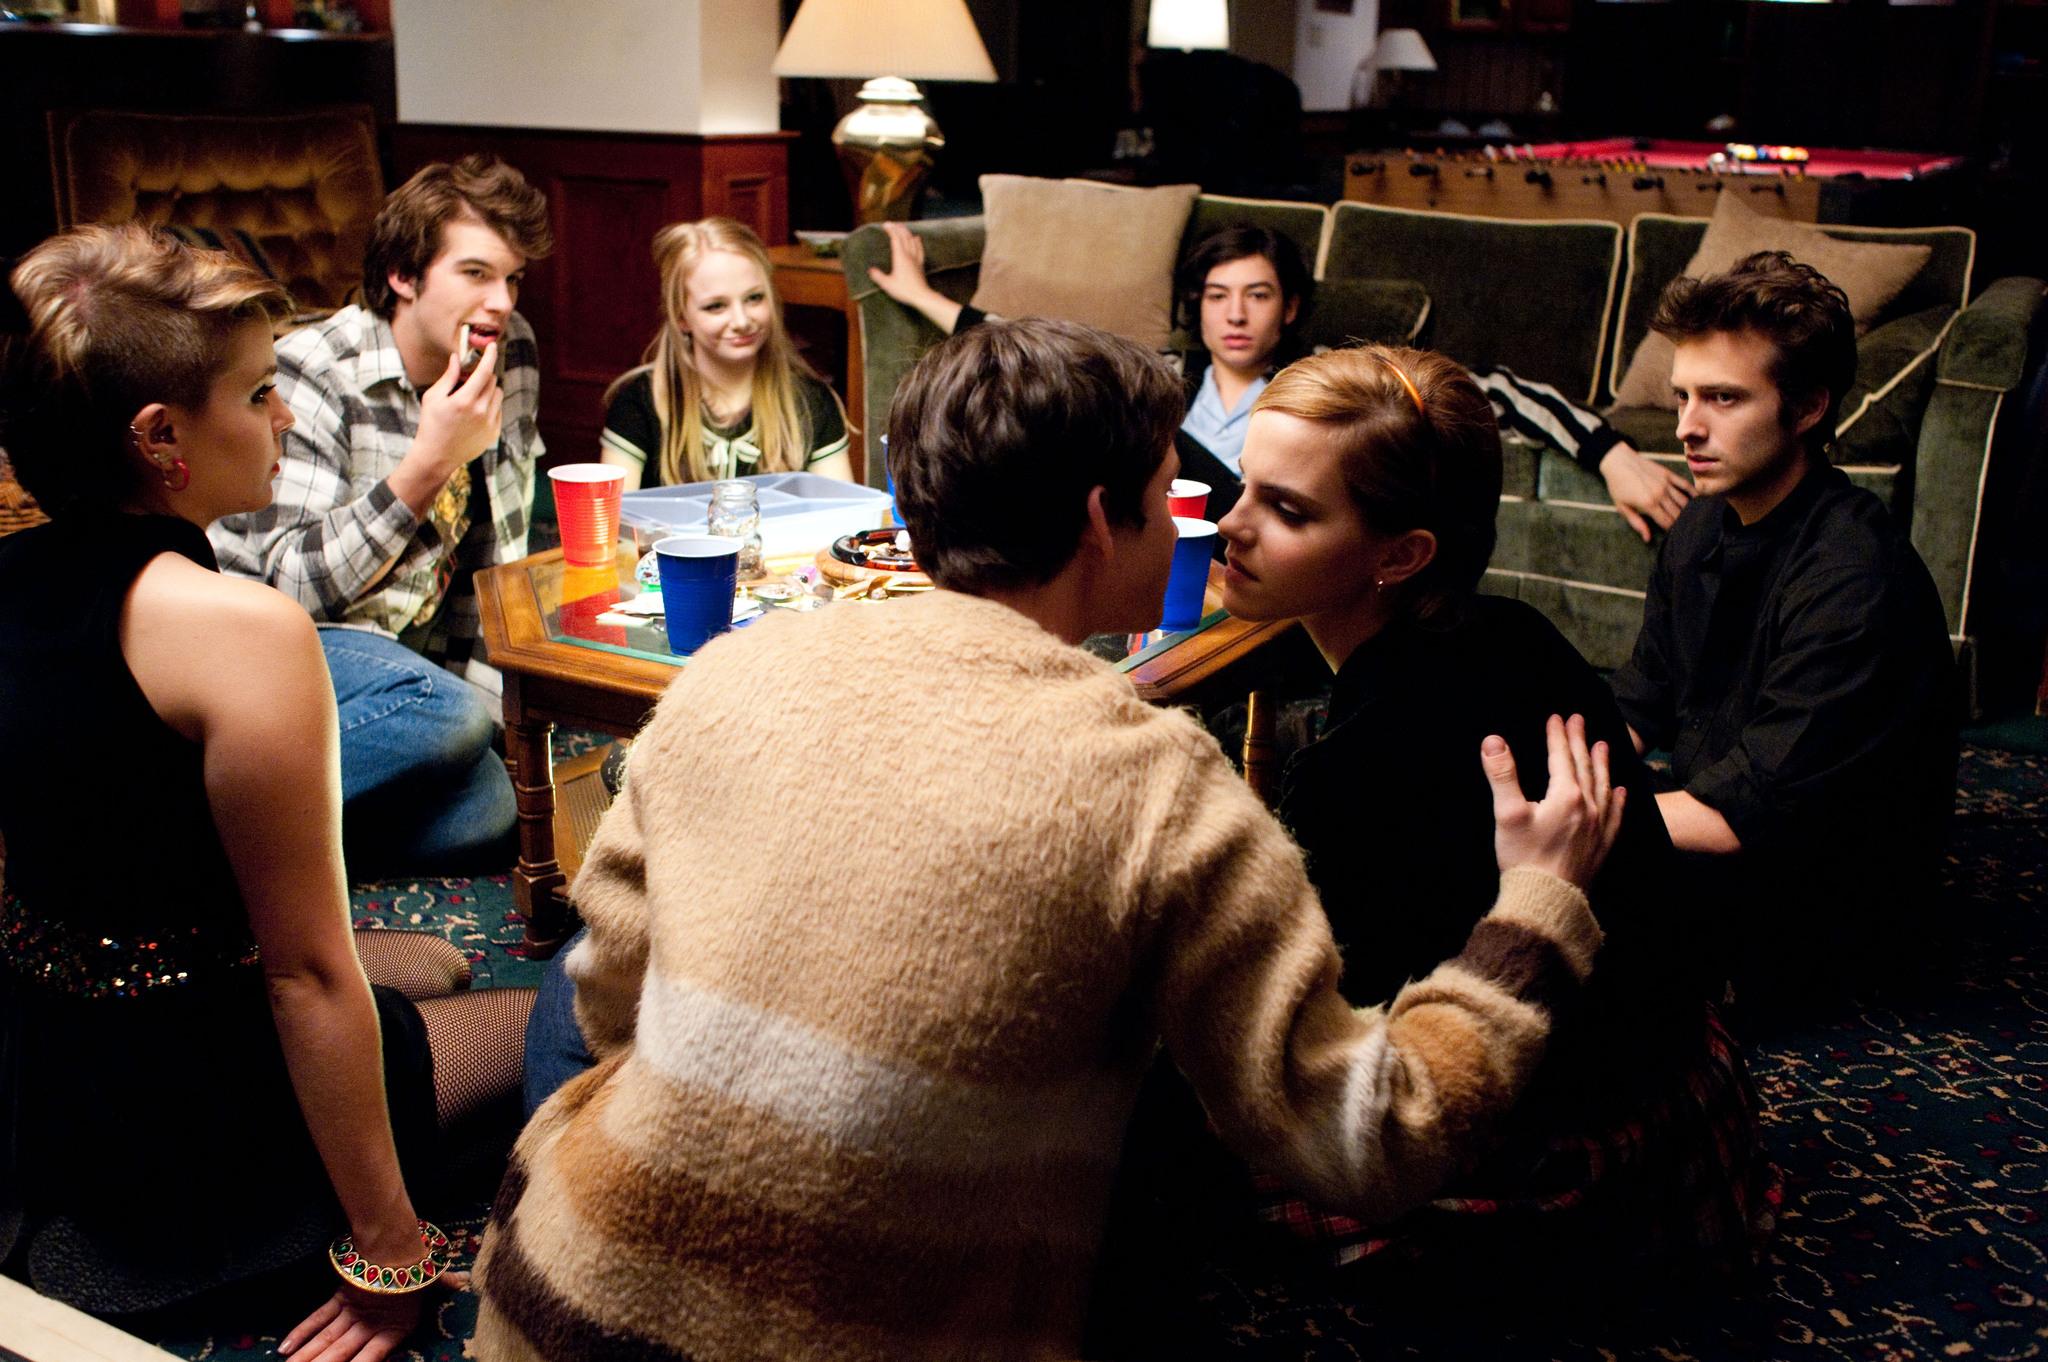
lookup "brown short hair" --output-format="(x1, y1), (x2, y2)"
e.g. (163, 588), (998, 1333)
(890, 318), (1184, 594)
(361, 154), (552, 318)
(1651, 250), (1857, 453)
(3, 224), (290, 518)
(1253, 346), (1502, 625)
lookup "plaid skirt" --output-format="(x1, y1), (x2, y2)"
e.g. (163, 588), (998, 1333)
(1253, 1004), (1781, 1280)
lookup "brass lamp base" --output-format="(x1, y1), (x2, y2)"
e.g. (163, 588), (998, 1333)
(834, 76), (944, 225)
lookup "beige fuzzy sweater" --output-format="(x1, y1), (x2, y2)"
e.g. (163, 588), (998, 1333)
(474, 589), (1602, 1362)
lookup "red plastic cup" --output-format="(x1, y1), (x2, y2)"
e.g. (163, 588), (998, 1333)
(549, 464), (627, 569)
(1168, 479), (1211, 519)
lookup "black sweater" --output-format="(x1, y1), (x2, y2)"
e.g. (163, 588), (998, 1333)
(1280, 594), (1707, 1121)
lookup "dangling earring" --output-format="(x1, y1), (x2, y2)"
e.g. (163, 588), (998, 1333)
(130, 423), (188, 492)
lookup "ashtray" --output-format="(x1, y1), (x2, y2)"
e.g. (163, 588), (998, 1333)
(829, 528), (918, 573)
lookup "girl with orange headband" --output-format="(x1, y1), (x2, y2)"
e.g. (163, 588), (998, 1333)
(1092, 345), (1775, 1348)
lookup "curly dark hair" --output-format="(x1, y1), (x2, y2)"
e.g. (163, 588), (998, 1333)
(361, 154), (553, 318)
(889, 317), (1185, 594)
(1651, 250), (1857, 453)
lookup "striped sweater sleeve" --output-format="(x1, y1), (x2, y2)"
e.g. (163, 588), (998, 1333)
(1471, 365), (1627, 475)
(1150, 740), (1602, 1225)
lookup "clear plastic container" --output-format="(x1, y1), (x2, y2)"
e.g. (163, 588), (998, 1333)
(619, 472), (892, 560)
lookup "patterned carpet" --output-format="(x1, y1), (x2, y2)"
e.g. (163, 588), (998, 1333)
(143, 733), (2048, 1362)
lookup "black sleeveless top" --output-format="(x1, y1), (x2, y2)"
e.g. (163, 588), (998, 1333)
(0, 514), (253, 986)
(0, 513), (431, 1314)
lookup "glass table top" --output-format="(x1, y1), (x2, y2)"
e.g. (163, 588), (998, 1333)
(529, 554), (1228, 674)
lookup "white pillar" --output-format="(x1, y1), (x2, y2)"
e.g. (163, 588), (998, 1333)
(1292, 0), (1381, 113)
(391, 0), (780, 135)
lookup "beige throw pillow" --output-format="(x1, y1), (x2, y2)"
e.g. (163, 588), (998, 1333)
(971, 176), (1201, 352)
(1613, 193), (1932, 410)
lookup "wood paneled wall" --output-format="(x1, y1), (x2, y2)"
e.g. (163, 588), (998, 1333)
(1418, 33), (1564, 119)
(392, 126), (794, 470)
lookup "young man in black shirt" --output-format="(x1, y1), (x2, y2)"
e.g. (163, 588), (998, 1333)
(1609, 251), (1957, 1019)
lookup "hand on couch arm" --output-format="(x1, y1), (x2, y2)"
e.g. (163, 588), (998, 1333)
(1600, 444), (1693, 542)
(1487, 713), (1626, 889)
(867, 221), (964, 335)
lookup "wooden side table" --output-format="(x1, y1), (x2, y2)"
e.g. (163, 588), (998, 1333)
(767, 244), (865, 482)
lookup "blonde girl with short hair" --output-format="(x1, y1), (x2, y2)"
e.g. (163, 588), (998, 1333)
(600, 217), (852, 490)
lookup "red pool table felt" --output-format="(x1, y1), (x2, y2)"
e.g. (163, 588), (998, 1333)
(1524, 138), (1960, 180)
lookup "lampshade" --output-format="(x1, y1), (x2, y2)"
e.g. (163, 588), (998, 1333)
(1370, 28), (1438, 71)
(772, 0), (997, 81)
(1147, 0), (1230, 50)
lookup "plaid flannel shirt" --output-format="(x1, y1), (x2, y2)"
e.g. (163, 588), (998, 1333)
(209, 305), (542, 651)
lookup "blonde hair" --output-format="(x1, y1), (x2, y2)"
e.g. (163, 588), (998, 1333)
(608, 217), (833, 487)
(1254, 346), (1503, 624)
(5, 224), (290, 518)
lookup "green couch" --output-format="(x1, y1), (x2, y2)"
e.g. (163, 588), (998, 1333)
(842, 199), (2046, 701)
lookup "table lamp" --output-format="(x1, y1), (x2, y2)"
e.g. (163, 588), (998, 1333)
(772, 0), (997, 225)
(1147, 0), (1230, 50)
(1362, 27), (1437, 108)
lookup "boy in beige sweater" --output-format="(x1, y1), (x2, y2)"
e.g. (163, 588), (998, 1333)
(474, 318), (1626, 1362)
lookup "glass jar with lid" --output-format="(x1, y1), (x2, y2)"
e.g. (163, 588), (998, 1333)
(706, 479), (765, 579)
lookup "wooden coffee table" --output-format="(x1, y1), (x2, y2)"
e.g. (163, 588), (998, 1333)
(475, 545), (1295, 957)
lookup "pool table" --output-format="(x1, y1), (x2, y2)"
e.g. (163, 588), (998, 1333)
(1343, 137), (1965, 226)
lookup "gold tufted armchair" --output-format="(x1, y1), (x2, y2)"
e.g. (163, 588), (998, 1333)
(46, 105), (384, 314)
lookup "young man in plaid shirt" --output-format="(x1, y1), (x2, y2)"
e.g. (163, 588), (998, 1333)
(210, 155), (553, 872)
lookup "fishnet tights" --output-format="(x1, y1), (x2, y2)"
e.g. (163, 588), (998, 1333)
(352, 928), (471, 1001)
(417, 987), (537, 1128)
(353, 928), (535, 1128)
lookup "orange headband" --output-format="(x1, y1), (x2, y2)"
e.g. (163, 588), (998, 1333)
(1379, 355), (1426, 416)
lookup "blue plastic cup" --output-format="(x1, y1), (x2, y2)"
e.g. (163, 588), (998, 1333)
(1161, 516), (1217, 631)
(653, 534), (741, 656)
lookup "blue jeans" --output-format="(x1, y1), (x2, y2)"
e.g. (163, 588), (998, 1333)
(523, 927), (595, 1117)
(321, 627), (516, 875)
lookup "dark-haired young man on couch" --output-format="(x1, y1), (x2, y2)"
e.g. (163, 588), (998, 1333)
(210, 154), (553, 873)
(1610, 251), (1958, 1020)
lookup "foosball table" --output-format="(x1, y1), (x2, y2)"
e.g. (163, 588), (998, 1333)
(1342, 138), (1965, 227)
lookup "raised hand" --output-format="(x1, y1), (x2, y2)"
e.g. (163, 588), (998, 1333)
(391, 340), (503, 517)
(418, 340), (503, 470)
(1484, 713), (1627, 889)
